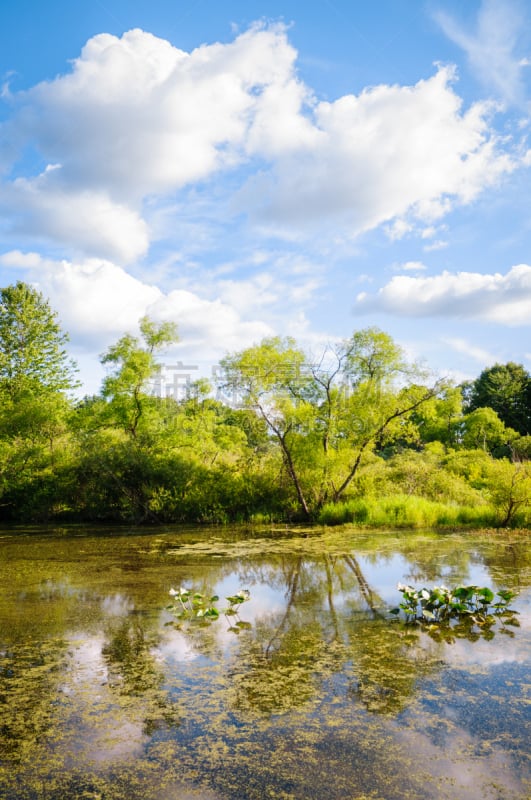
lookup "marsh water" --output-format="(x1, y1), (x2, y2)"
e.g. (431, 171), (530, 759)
(1, 525), (530, 800)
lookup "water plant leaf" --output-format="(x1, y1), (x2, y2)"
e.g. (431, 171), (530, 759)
(497, 589), (516, 603)
(392, 581), (518, 634)
(477, 587), (495, 604)
(167, 586), (251, 629)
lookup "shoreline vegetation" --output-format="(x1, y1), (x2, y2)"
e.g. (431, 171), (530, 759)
(0, 282), (530, 529)
(0, 520), (529, 536)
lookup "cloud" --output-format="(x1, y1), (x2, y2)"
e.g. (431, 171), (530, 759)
(423, 239), (448, 252)
(435, 0), (531, 107)
(354, 264), (531, 325)
(238, 65), (516, 236)
(214, 254), (323, 317)
(0, 25), (311, 260)
(395, 261), (427, 273)
(441, 336), (498, 364)
(0, 249), (42, 268)
(145, 289), (272, 356)
(0, 251), (272, 358)
(32, 256), (163, 342)
(6, 26), (306, 196)
(0, 24), (523, 261)
(1, 176), (149, 262)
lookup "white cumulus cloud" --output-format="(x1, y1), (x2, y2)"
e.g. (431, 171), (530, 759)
(0, 25), (312, 261)
(238, 66), (516, 237)
(6, 26), (306, 196)
(354, 263), (531, 325)
(0, 24), (523, 261)
(0, 251), (272, 359)
(2, 176), (149, 262)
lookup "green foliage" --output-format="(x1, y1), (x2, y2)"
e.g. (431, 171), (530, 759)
(342, 326), (411, 387)
(0, 283), (529, 528)
(459, 406), (517, 453)
(413, 386), (463, 447)
(391, 582), (518, 638)
(485, 460), (531, 527)
(101, 316), (179, 439)
(0, 283), (80, 520)
(317, 494), (496, 528)
(317, 498), (371, 525)
(512, 435), (531, 461)
(167, 587), (250, 633)
(221, 328), (440, 519)
(380, 450), (484, 505)
(0, 281), (78, 396)
(465, 362), (531, 436)
(442, 448), (495, 488)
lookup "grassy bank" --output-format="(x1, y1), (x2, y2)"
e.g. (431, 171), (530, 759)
(315, 494), (520, 529)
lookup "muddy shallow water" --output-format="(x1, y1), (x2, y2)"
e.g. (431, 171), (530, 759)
(1, 525), (530, 799)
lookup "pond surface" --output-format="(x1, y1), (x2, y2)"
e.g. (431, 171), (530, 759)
(1, 525), (530, 800)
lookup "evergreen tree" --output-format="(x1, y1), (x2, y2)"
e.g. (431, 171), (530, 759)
(465, 362), (531, 436)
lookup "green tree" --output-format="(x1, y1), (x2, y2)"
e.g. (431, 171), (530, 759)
(100, 316), (179, 439)
(221, 328), (440, 519)
(512, 435), (531, 461)
(459, 407), (517, 453)
(221, 336), (315, 517)
(486, 460), (531, 527)
(326, 329), (441, 503)
(465, 362), (531, 436)
(0, 281), (78, 396)
(343, 326), (409, 385)
(67, 317), (181, 522)
(0, 282), (78, 520)
(413, 385), (464, 448)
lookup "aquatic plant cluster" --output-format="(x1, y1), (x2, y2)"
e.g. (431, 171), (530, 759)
(392, 582), (517, 627)
(166, 580), (520, 646)
(167, 587), (251, 633)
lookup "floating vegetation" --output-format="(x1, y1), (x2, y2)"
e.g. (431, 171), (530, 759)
(2, 527), (530, 800)
(167, 587), (251, 633)
(391, 583), (519, 641)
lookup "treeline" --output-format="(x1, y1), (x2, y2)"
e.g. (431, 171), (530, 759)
(1, 281), (530, 527)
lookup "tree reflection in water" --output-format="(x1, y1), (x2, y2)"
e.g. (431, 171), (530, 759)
(102, 615), (180, 735)
(216, 553), (442, 716)
(0, 527), (529, 800)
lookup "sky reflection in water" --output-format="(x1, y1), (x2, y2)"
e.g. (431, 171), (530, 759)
(0, 526), (530, 800)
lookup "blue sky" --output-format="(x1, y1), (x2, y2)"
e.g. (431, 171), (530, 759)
(1, 0), (531, 394)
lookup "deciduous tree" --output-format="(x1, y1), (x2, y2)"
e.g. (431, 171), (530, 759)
(221, 328), (441, 519)
(0, 281), (78, 396)
(0, 282), (79, 519)
(100, 316), (179, 439)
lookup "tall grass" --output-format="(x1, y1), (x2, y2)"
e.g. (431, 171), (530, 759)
(317, 494), (498, 528)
